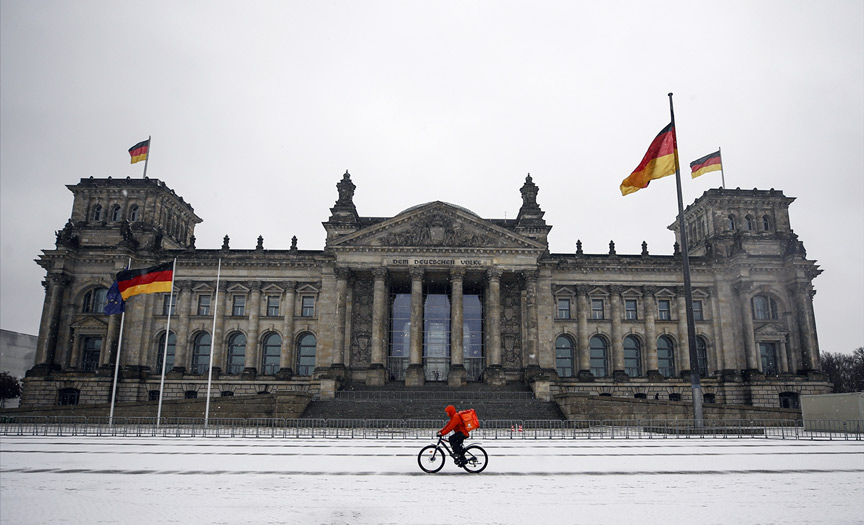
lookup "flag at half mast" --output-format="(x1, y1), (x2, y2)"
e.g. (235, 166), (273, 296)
(689, 150), (722, 178)
(620, 123), (678, 196)
(128, 139), (150, 164)
(116, 261), (173, 300)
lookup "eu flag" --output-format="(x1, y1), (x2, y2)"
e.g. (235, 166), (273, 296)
(104, 281), (126, 315)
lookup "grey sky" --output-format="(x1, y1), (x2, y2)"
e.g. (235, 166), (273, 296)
(1, 1), (862, 355)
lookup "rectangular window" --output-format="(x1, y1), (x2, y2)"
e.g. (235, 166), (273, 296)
(692, 300), (704, 321)
(197, 295), (211, 316)
(301, 296), (315, 317)
(232, 295), (246, 316)
(760, 342), (778, 376)
(266, 296), (280, 316)
(557, 298), (571, 320)
(625, 299), (638, 320)
(591, 299), (604, 320)
(162, 294), (176, 316)
(658, 300), (671, 320)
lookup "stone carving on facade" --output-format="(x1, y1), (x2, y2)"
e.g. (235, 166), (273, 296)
(501, 281), (522, 368)
(256, 236), (264, 250)
(381, 211), (509, 248)
(350, 279), (373, 368)
(55, 219), (80, 249)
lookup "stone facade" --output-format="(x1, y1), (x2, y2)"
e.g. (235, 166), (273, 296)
(21, 173), (830, 412)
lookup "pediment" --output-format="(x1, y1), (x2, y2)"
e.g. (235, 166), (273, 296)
(71, 316), (108, 330)
(328, 202), (546, 251)
(754, 323), (788, 336)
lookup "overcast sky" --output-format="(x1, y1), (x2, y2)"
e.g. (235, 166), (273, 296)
(1, 1), (862, 356)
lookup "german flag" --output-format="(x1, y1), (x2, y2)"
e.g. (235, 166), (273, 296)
(690, 150), (722, 179)
(116, 261), (173, 300)
(128, 139), (149, 164)
(620, 123), (677, 196)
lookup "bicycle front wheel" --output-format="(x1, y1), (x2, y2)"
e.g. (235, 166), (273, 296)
(418, 445), (446, 473)
(461, 445), (488, 473)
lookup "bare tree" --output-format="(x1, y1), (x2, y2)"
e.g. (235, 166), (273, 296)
(820, 348), (864, 393)
(0, 372), (22, 408)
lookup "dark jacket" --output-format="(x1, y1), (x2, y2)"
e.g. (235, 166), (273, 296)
(439, 405), (470, 437)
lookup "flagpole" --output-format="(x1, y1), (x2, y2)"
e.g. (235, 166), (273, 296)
(108, 257), (133, 426)
(668, 93), (704, 428)
(156, 258), (177, 426)
(718, 146), (726, 189)
(204, 258), (221, 427)
(142, 135), (151, 179)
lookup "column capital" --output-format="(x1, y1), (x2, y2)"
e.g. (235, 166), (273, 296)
(248, 280), (262, 292)
(283, 280), (297, 291)
(523, 270), (539, 283)
(334, 267), (352, 280)
(609, 285), (623, 296)
(642, 285), (657, 297)
(486, 268), (503, 281)
(733, 280), (753, 296)
(175, 279), (193, 292)
(372, 267), (389, 280)
(409, 267), (425, 281)
(48, 272), (73, 287)
(575, 284), (591, 296)
(449, 267), (466, 282)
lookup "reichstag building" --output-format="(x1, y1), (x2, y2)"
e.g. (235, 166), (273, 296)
(21, 172), (830, 410)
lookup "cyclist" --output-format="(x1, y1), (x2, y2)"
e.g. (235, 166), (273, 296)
(437, 405), (470, 466)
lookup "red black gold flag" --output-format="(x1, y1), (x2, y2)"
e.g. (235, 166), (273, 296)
(128, 139), (150, 164)
(116, 261), (173, 300)
(620, 123), (677, 196)
(689, 150), (722, 179)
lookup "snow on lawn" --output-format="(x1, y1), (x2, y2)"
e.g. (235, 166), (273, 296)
(1, 436), (862, 525)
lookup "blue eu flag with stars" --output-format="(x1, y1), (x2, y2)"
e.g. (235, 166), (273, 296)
(104, 281), (126, 315)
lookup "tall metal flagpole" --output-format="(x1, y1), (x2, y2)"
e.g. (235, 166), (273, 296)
(156, 258), (178, 426)
(142, 135), (151, 179)
(718, 146), (726, 189)
(108, 258), (133, 425)
(204, 258), (221, 426)
(668, 93), (704, 427)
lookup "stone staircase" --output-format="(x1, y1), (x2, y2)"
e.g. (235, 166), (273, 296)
(300, 383), (565, 421)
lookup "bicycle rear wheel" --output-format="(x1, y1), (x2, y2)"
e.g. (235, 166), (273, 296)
(461, 445), (488, 473)
(418, 445), (446, 473)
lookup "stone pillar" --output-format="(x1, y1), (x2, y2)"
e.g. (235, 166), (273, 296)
(523, 271), (541, 379)
(242, 281), (262, 378)
(778, 338), (790, 374)
(676, 289), (691, 377)
(610, 286), (626, 381)
(277, 281), (296, 380)
(643, 287), (662, 381)
(331, 269), (350, 378)
(367, 269), (388, 386)
(100, 314), (121, 368)
(448, 268), (466, 387)
(484, 268), (505, 386)
(735, 282), (760, 375)
(715, 277), (742, 379)
(172, 281), (192, 374)
(405, 268), (425, 386)
(211, 281), (227, 376)
(68, 331), (83, 371)
(33, 273), (69, 373)
(576, 285), (592, 380)
(792, 283), (820, 371)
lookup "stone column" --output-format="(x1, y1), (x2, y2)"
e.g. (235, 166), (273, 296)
(524, 272), (540, 368)
(643, 286), (662, 381)
(405, 268), (425, 386)
(778, 338), (790, 374)
(172, 281), (192, 374)
(331, 269), (350, 379)
(610, 286), (626, 380)
(100, 314), (121, 368)
(277, 281), (296, 380)
(68, 331), (83, 371)
(242, 281), (262, 378)
(576, 285), (592, 380)
(367, 269), (389, 386)
(735, 282), (760, 374)
(792, 283), (820, 371)
(33, 273), (69, 373)
(448, 268), (466, 387)
(676, 288), (691, 377)
(211, 281), (227, 376)
(484, 268), (505, 386)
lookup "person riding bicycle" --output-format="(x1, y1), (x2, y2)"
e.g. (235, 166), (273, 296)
(437, 405), (470, 467)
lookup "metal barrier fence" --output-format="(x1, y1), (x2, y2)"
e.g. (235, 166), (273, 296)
(1, 416), (861, 440)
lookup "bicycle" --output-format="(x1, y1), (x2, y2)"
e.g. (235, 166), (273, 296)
(417, 434), (488, 473)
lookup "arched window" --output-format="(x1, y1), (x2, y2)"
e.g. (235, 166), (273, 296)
(261, 332), (282, 375)
(696, 336), (709, 378)
(110, 204), (122, 222)
(156, 332), (176, 372)
(657, 335), (676, 378)
(226, 332), (246, 375)
(296, 333), (317, 376)
(92, 204), (103, 222)
(752, 295), (779, 320)
(727, 214), (736, 231)
(589, 336), (608, 378)
(82, 287), (108, 313)
(128, 204), (139, 222)
(623, 335), (642, 377)
(555, 335), (575, 378)
(762, 215), (772, 231)
(191, 332), (211, 374)
(58, 388), (80, 405)
(745, 215), (754, 230)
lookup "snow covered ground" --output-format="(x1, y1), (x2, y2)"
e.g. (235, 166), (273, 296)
(1, 435), (862, 524)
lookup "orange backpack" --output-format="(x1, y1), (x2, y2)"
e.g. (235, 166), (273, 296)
(459, 409), (480, 431)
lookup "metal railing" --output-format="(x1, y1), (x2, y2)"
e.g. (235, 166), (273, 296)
(1, 416), (862, 440)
